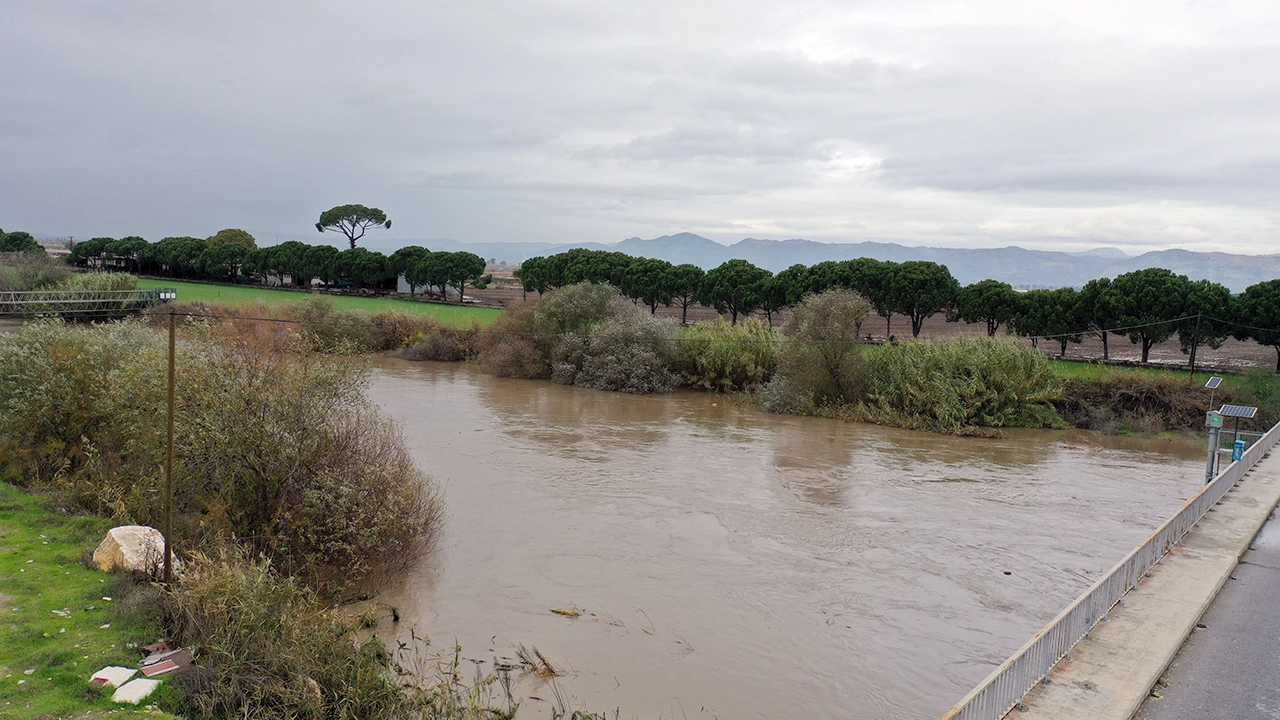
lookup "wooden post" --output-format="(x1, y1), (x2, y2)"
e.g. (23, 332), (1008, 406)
(164, 310), (175, 584)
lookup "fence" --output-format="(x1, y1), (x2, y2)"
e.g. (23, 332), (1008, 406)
(0, 289), (176, 316)
(938, 419), (1280, 720)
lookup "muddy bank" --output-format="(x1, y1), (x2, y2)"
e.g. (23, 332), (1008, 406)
(1057, 373), (1279, 435)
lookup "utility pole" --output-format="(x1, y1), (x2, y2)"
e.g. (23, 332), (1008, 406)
(1188, 314), (1202, 382)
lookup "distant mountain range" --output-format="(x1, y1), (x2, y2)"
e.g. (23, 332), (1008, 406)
(397, 233), (1280, 293)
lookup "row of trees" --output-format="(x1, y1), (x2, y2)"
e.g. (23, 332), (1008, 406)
(0, 229), (42, 253)
(515, 249), (1280, 370)
(67, 231), (489, 302)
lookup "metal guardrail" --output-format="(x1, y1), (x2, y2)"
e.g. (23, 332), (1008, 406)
(0, 289), (176, 316)
(939, 419), (1280, 720)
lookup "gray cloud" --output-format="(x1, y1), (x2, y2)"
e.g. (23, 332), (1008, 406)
(2, 0), (1278, 254)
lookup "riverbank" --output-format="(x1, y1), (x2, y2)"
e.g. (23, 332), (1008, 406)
(0, 483), (182, 719)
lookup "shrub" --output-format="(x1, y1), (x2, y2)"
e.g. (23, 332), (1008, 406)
(0, 319), (441, 596)
(533, 281), (629, 335)
(0, 251), (72, 291)
(674, 318), (779, 392)
(477, 300), (554, 378)
(161, 547), (403, 719)
(861, 337), (1064, 433)
(369, 309), (437, 351)
(478, 283), (632, 380)
(765, 289), (872, 413)
(162, 547), (513, 720)
(291, 297), (382, 353)
(553, 311), (678, 393)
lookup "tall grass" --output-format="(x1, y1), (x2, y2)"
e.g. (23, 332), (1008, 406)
(673, 318), (779, 392)
(860, 338), (1064, 433)
(55, 271), (138, 291)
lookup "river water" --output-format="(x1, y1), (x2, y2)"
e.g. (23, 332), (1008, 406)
(368, 358), (1205, 720)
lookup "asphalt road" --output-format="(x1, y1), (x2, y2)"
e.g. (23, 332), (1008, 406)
(1136, 510), (1280, 720)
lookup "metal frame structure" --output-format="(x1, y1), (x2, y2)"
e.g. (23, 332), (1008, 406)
(939, 418), (1280, 720)
(0, 289), (176, 316)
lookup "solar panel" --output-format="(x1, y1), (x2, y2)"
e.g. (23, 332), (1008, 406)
(1219, 404), (1258, 419)
(1205, 377), (1223, 389)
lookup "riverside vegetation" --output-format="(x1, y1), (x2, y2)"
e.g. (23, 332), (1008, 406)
(0, 303), (541, 719)
(406, 282), (1280, 436)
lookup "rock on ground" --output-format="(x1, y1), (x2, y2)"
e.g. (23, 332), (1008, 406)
(92, 525), (177, 576)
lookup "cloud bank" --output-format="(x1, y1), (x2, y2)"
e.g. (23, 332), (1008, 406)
(2, 0), (1278, 253)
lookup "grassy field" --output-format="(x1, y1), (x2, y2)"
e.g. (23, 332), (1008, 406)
(1045, 357), (1267, 393)
(136, 278), (501, 326)
(0, 484), (180, 719)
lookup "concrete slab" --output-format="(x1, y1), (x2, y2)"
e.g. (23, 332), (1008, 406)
(1013, 450), (1280, 720)
(112, 677), (161, 704)
(90, 665), (136, 688)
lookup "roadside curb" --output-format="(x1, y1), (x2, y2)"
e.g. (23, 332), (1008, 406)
(1012, 451), (1280, 720)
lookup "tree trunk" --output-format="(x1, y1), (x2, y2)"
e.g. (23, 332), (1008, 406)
(911, 314), (924, 338)
(681, 302), (688, 325)
(1142, 337), (1153, 363)
(1102, 331), (1109, 360)
(730, 307), (738, 324)
(987, 319), (997, 336)
(1059, 339), (1068, 356)
(1274, 346), (1279, 373)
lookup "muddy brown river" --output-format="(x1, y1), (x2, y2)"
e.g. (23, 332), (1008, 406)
(369, 358), (1205, 720)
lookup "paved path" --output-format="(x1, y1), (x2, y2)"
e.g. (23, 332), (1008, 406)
(1134, 510), (1280, 720)
(1013, 448), (1280, 720)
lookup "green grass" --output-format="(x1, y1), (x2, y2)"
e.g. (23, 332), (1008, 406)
(1045, 358), (1266, 394)
(136, 278), (501, 327)
(0, 484), (180, 719)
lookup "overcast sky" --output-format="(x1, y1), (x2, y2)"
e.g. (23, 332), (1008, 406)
(3, 1), (1278, 254)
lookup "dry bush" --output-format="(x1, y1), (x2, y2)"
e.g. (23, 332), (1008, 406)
(160, 546), (404, 720)
(162, 547), (516, 720)
(404, 326), (480, 363)
(552, 312), (678, 393)
(763, 289), (872, 414)
(532, 281), (629, 335)
(477, 300), (554, 378)
(278, 410), (442, 591)
(369, 310), (437, 351)
(0, 319), (441, 597)
(0, 251), (72, 290)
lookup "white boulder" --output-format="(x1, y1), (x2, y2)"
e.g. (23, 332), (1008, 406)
(93, 525), (177, 576)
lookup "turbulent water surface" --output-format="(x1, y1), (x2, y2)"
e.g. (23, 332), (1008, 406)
(369, 358), (1205, 720)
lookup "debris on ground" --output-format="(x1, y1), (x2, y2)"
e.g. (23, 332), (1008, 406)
(90, 666), (136, 687)
(112, 677), (161, 704)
